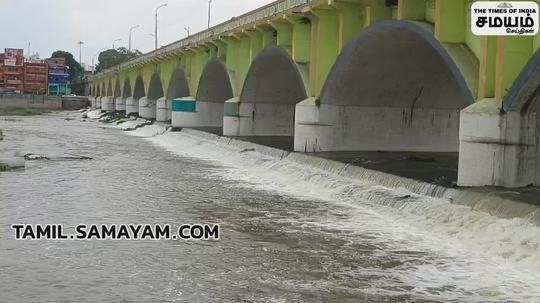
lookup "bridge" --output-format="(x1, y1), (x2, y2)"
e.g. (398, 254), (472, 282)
(89, 0), (540, 188)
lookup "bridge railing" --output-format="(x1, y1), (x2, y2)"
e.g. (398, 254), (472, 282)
(93, 0), (312, 79)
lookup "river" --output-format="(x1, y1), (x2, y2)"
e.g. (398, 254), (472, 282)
(0, 112), (539, 302)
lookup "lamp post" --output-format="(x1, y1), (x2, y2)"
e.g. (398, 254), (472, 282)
(207, 0), (212, 28)
(129, 25), (140, 52)
(77, 41), (84, 64)
(184, 26), (190, 37)
(155, 3), (168, 50)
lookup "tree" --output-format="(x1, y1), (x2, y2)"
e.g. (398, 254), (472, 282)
(95, 47), (142, 73)
(50, 50), (84, 83)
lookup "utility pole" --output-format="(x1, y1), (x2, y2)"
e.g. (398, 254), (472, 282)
(207, 0), (212, 28)
(155, 3), (168, 50)
(129, 25), (140, 52)
(77, 41), (84, 64)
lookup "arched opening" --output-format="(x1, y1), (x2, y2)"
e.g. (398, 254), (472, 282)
(122, 79), (132, 98)
(296, 20), (474, 185)
(147, 73), (164, 100)
(113, 80), (121, 98)
(196, 59), (233, 103)
(106, 82), (113, 96)
(295, 21), (474, 153)
(225, 45), (307, 147)
(133, 76), (145, 99)
(140, 73), (163, 119)
(166, 68), (190, 100)
(165, 68), (191, 123)
(126, 76), (145, 116)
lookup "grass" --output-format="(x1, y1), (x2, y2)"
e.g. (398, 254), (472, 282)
(0, 107), (51, 116)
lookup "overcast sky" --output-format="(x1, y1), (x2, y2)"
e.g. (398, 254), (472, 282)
(0, 0), (274, 69)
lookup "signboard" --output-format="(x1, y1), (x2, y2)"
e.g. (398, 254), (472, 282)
(5, 48), (23, 58)
(471, 1), (538, 36)
(4, 58), (17, 67)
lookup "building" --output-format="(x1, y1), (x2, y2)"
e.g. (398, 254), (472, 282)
(46, 57), (71, 95)
(23, 60), (48, 95)
(2, 48), (25, 93)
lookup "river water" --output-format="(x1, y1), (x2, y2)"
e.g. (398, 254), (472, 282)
(0, 112), (539, 303)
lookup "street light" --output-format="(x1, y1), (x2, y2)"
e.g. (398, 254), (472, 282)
(112, 38), (122, 49)
(129, 25), (140, 52)
(184, 26), (190, 37)
(77, 41), (84, 64)
(155, 3), (168, 50)
(208, 0), (213, 28)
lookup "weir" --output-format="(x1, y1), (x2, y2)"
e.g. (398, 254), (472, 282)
(89, 0), (540, 188)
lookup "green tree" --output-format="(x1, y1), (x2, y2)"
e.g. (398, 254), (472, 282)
(95, 47), (142, 73)
(50, 50), (84, 83)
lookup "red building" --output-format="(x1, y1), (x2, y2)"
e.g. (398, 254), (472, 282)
(1, 48), (25, 93)
(24, 61), (48, 94)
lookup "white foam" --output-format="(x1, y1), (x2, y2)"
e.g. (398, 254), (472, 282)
(137, 128), (540, 301)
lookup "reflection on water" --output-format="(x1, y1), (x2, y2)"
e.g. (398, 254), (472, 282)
(0, 113), (539, 302)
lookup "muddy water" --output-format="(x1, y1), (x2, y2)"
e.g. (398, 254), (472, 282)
(0, 113), (539, 302)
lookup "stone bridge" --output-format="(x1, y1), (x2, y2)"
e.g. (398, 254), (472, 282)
(89, 0), (540, 188)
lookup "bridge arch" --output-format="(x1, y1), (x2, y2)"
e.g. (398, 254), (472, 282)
(225, 45), (307, 138)
(133, 76), (145, 99)
(503, 49), (540, 114)
(113, 80), (121, 98)
(196, 59), (234, 103)
(122, 78), (132, 98)
(296, 20), (474, 153)
(166, 68), (190, 100)
(147, 73), (164, 100)
(106, 81), (113, 96)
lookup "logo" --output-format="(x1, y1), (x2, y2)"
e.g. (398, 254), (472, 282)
(471, 1), (538, 36)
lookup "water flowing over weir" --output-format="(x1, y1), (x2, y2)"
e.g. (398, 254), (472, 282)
(1, 114), (540, 302)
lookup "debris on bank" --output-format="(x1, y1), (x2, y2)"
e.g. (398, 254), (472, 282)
(80, 109), (158, 132)
(0, 157), (25, 172)
(23, 153), (93, 161)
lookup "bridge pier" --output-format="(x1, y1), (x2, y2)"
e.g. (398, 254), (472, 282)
(172, 97), (224, 129)
(115, 97), (126, 112)
(125, 97), (139, 117)
(223, 98), (295, 137)
(156, 98), (169, 122)
(89, 96), (96, 109)
(458, 51), (540, 188)
(101, 96), (115, 112)
(139, 97), (156, 120)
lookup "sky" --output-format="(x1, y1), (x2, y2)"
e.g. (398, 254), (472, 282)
(0, 0), (275, 69)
